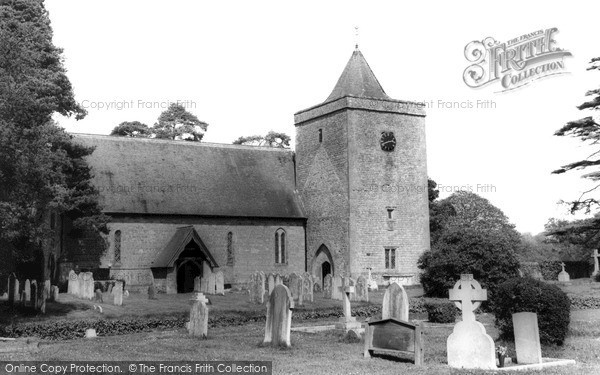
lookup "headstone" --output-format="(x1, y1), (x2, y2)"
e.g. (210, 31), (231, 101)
(188, 292), (209, 338)
(67, 270), (76, 294)
(194, 276), (202, 292)
(123, 290), (129, 297)
(592, 250), (600, 276)
(201, 275), (209, 293)
(70, 272), (80, 297)
(512, 312), (542, 365)
(23, 279), (31, 304)
(355, 276), (369, 302)
(332, 275), (343, 300)
(85, 328), (97, 338)
(11, 277), (19, 306)
(207, 272), (216, 295)
(302, 274), (313, 303)
(50, 285), (59, 302)
(0, 292), (7, 300)
(323, 274), (332, 299)
(148, 284), (156, 300)
(7, 273), (16, 305)
(267, 273), (275, 296)
(262, 284), (294, 347)
(382, 282), (408, 321)
(107, 284), (113, 294)
(558, 263), (570, 282)
(113, 281), (123, 306)
(83, 273), (94, 300)
(77, 273), (84, 298)
(335, 284), (362, 331)
(289, 273), (300, 300)
(297, 275), (305, 306)
(367, 267), (378, 291)
(447, 274), (496, 370)
(215, 271), (225, 295)
(249, 272), (265, 304)
(94, 289), (103, 303)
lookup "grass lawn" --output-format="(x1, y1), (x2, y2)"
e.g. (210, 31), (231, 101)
(1, 282), (599, 374)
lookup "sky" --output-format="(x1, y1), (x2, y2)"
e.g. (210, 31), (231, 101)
(44, 0), (600, 234)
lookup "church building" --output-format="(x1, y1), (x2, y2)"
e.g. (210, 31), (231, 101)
(57, 48), (430, 293)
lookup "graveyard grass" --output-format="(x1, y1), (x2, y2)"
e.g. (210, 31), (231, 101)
(2, 284), (600, 374)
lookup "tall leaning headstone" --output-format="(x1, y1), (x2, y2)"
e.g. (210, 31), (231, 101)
(355, 275), (369, 302)
(382, 282), (408, 321)
(447, 274), (496, 370)
(323, 274), (332, 299)
(24, 279), (31, 304)
(262, 284), (294, 348)
(512, 312), (542, 365)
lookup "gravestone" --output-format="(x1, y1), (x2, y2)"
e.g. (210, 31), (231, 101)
(332, 275), (343, 300)
(558, 263), (570, 282)
(50, 285), (59, 302)
(113, 281), (123, 306)
(262, 284), (294, 347)
(7, 274), (16, 305)
(194, 276), (202, 292)
(67, 270), (76, 294)
(297, 275), (305, 306)
(76, 273), (84, 298)
(207, 272), (216, 295)
(382, 282), (409, 321)
(201, 275), (209, 293)
(107, 284), (113, 294)
(302, 274), (313, 303)
(23, 279), (31, 304)
(148, 284), (156, 300)
(215, 271), (225, 295)
(323, 274), (332, 299)
(70, 271), (79, 297)
(355, 276), (369, 302)
(85, 329), (97, 339)
(267, 273), (275, 296)
(289, 273), (300, 300)
(364, 318), (424, 365)
(188, 293), (209, 338)
(83, 273), (94, 300)
(367, 267), (378, 291)
(0, 292), (7, 301)
(512, 312), (542, 365)
(250, 272), (265, 304)
(592, 249), (600, 276)
(94, 289), (103, 303)
(335, 284), (362, 331)
(447, 274), (496, 370)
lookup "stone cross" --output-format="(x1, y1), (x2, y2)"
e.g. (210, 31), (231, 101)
(340, 285), (354, 319)
(448, 274), (487, 322)
(592, 249), (599, 276)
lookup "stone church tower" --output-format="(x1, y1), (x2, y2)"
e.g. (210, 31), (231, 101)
(294, 48), (430, 285)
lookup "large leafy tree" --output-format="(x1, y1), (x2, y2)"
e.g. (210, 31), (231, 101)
(233, 131), (291, 148)
(0, 0), (107, 282)
(552, 57), (600, 213)
(152, 103), (208, 141)
(419, 191), (521, 297)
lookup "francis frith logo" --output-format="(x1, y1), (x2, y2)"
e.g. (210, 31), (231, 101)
(463, 27), (572, 92)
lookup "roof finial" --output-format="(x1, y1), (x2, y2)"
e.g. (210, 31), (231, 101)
(354, 25), (359, 50)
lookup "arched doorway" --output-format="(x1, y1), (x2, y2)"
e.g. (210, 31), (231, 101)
(176, 241), (205, 293)
(311, 244), (334, 288)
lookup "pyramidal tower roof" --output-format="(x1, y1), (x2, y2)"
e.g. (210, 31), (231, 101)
(325, 48), (391, 102)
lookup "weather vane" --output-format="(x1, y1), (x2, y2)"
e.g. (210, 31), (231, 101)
(354, 26), (359, 50)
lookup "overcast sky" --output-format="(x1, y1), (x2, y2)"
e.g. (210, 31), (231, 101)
(44, 0), (600, 234)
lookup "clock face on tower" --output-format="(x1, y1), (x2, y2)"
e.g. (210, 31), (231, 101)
(380, 131), (396, 152)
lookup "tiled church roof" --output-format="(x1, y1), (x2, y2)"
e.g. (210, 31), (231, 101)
(325, 48), (390, 102)
(74, 134), (305, 219)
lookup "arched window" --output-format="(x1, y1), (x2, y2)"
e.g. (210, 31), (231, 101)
(226, 232), (234, 266)
(114, 230), (122, 263)
(275, 229), (286, 264)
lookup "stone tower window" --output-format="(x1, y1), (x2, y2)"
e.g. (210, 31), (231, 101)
(114, 230), (122, 263)
(275, 228), (286, 264)
(226, 231), (234, 266)
(318, 129), (323, 143)
(385, 247), (396, 269)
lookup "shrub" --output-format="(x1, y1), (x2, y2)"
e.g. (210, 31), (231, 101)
(418, 227), (520, 298)
(491, 277), (570, 345)
(424, 299), (458, 323)
(594, 273), (600, 282)
(540, 260), (562, 280)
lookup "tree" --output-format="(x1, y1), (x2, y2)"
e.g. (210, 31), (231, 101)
(0, 0), (107, 282)
(552, 57), (600, 213)
(419, 191), (521, 297)
(233, 131), (291, 148)
(152, 103), (208, 141)
(110, 121), (151, 138)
